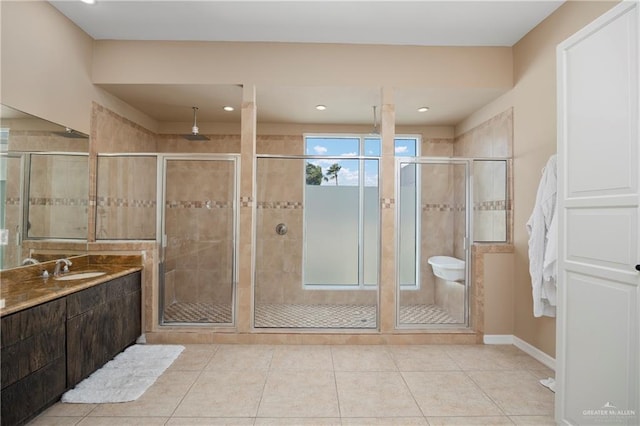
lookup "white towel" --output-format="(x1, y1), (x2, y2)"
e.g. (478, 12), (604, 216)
(526, 154), (558, 318)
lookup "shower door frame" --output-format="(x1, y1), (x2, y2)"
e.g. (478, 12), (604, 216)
(158, 154), (240, 327)
(0, 152), (25, 267)
(395, 157), (473, 330)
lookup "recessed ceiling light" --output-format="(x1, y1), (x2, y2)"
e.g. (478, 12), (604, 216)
(81, 0), (96, 4)
(417, 106), (430, 112)
(223, 106), (234, 112)
(315, 105), (327, 111)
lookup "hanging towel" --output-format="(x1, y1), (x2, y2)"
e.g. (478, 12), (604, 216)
(526, 154), (558, 318)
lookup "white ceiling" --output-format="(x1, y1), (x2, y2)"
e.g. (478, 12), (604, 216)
(50, 1), (564, 127)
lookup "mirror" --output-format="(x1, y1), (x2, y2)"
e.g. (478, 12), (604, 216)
(0, 104), (89, 271)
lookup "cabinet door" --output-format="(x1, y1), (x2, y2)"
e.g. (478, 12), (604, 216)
(66, 272), (142, 388)
(66, 302), (109, 387)
(0, 298), (66, 426)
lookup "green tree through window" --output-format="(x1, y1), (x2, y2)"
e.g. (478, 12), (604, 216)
(324, 163), (342, 186)
(305, 162), (323, 185)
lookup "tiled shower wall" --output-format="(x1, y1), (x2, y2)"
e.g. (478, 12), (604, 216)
(96, 156), (157, 240)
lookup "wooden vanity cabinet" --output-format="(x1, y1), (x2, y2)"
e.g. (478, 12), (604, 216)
(0, 271), (141, 426)
(0, 298), (67, 426)
(66, 271), (141, 387)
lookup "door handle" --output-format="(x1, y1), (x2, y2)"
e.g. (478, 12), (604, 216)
(636, 264), (640, 272)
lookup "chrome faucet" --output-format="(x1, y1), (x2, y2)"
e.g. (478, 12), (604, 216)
(53, 258), (72, 276)
(21, 257), (40, 266)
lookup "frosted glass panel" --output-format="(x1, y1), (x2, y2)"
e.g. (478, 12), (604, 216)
(304, 186), (359, 285)
(398, 163), (417, 286)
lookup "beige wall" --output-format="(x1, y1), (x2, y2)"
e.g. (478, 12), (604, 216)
(458, 1), (617, 356)
(483, 253), (515, 335)
(0, 1), (158, 134)
(92, 41), (512, 89)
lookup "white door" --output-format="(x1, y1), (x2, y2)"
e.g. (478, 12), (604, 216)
(556, 2), (639, 425)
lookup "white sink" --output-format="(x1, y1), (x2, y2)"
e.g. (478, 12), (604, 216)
(427, 256), (465, 282)
(54, 271), (107, 281)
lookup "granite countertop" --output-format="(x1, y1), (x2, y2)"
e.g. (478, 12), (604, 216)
(0, 255), (143, 317)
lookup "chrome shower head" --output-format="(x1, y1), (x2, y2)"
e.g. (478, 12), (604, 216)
(52, 127), (88, 139)
(183, 106), (210, 141)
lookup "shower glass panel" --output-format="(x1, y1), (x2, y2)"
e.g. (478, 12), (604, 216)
(254, 155), (378, 329)
(96, 155), (157, 240)
(26, 153), (88, 239)
(397, 160), (469, 327)
(160, 157), (237, 325)
(473, 160), (508, 242)
(0, 153), (23, 268)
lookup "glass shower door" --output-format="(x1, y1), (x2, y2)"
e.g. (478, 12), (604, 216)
(397, 159), (470, 327)
(160, 156), (237, 325)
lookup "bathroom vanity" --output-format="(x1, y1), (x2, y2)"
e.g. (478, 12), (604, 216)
(0, 256), (142, 426)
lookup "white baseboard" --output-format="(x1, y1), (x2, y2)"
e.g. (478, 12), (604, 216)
(483, 334), (556, 371)
(483, 334), (514, 345)
(513, 336), (556, 371)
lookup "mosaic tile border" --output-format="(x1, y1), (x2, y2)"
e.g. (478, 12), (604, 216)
(257, 201), (303, 209)
(5, 197), (20, 206)
(474, 200), (509, 211)
(97, 197), (156, 208)
(165, 200), (231, 209)
(29, 197), (88, 207)
(381, 198), (395, 209)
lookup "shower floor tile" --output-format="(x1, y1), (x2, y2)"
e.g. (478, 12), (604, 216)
(163, 302), (233, 323)
(255, 304), (376, 328)
(162, 302), (458, 327)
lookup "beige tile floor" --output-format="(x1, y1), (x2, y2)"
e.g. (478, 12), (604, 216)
(31, 344), (556, 426)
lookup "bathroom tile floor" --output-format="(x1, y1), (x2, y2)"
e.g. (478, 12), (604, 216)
(31, 344), (556, 426)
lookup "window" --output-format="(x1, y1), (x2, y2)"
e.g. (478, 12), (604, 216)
(303, 135), (419, 289)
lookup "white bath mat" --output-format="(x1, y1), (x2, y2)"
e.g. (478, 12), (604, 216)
(61, 344), (184, 403)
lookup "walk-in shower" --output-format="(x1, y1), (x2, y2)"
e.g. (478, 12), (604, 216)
(96, 153), (239, 326)
(254, 153), (380, 329)
(160, 156), (238, 325)
(396, 158), (508, 328)
(397, 159), (470, 327)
